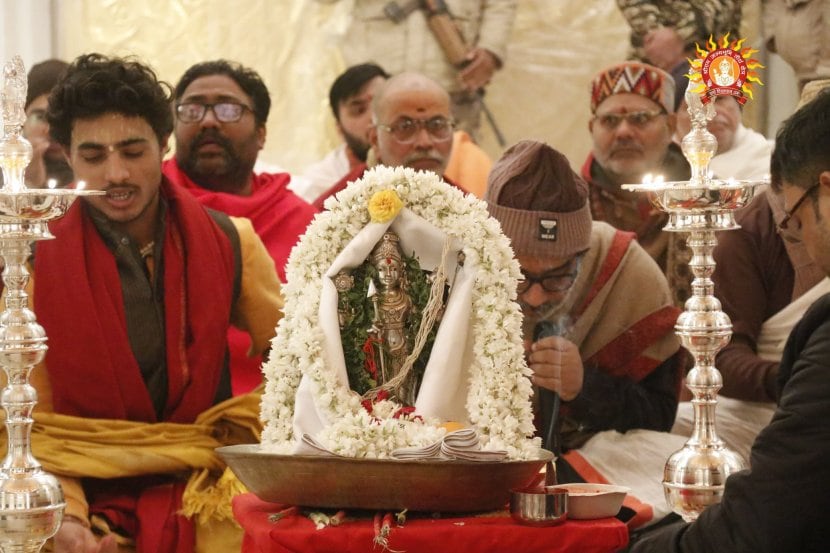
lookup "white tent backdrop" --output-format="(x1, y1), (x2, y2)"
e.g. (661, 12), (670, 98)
(0, 0), (54, 72)
(1, 0), (800, 174)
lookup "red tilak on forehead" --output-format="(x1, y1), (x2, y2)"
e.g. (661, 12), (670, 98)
(386, 258), (391, 264)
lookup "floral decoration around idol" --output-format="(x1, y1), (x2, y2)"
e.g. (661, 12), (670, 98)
(260, 166), (539, 459)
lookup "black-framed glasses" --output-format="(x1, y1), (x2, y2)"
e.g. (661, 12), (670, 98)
(175, 102), (251, 124)
(593, 109), (665, 130)
(376, 116), (455, 144)
(517, 256), (583, 295)
(777, 182), (820, 242)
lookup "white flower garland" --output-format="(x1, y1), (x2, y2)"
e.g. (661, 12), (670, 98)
(260, 166), (539, 459)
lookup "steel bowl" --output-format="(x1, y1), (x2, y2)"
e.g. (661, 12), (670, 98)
(509, 487), (568, 526)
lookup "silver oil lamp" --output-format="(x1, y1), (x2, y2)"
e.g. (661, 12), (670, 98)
(0, 56), (101, 552)
(623, 47), (765, 521)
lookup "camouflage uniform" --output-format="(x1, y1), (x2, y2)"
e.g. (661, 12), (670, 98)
(616, 0), (742, 61)
(337, 0), (517, 139)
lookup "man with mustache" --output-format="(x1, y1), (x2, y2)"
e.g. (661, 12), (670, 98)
(486, 141), (682, 524)
(302, 64), (493, 203)
(312, 72), (464, 209)
(582, 61), (691, 305)
(162, 59), (317, 394)
(36, 53), (283, 553)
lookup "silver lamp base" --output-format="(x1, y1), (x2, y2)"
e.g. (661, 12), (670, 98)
(0, 471), (64, 553)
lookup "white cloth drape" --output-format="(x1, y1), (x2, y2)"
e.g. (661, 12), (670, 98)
(756, 277), (830, 361)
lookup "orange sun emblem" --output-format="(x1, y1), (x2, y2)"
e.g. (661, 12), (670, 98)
(687, 34), (764, 105)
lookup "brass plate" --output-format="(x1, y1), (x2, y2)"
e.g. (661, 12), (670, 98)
(218, 444), (552, 512)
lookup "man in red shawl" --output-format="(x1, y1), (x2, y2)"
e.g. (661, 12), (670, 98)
(162, 60), (317, 394)
(37, 53), (283, 553)
(312, 72), (464, 210)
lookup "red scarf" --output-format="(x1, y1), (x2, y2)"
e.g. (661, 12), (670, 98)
(162, 158), (316, 282)
(34, 180), (235, 553)
(163, 158), (316, 394)
(36, 179), (233, 422)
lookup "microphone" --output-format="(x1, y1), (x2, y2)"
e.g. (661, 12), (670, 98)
(533, 320), (564, 342)
(533, 321), (563, 457)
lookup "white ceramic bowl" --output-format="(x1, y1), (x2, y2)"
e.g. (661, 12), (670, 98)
(546, 483), (629, 519)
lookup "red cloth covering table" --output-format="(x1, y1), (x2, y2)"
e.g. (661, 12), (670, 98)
(234, 493), (629, 553)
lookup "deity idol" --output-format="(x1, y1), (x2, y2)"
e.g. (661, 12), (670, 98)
(368, 231), (415, 403)
(712, 58), (735, 87)
(334, 227), (444, 406)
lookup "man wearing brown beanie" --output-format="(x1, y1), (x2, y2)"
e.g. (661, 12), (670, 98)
(486, 141), (682, 506)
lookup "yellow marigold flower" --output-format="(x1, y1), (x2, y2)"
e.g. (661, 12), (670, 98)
(368, 189), (403, 223)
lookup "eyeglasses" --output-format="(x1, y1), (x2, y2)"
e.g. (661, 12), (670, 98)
(593, 110), (665, 130)
(777, 182), (821, 242)
(376, 116), (455, 144)
(517, 257), (583, 295)
(175, 102), (251, 124)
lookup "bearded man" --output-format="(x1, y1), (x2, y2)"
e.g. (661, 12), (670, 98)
(162, 59), (317, 394)
(296, 63), (389, 202)
(583, 61), (691, 304)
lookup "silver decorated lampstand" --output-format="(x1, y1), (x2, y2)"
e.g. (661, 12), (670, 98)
(623, 78), (762, 520)
(0, 56), (101, 552)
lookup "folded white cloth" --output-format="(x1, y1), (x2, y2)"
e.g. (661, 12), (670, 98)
(297, 433), (338, 456)
(442, 427), (479, 448)
(390, 440), (442, 460)
(298, 428), (508, 461)
(391, 428), (508, 462)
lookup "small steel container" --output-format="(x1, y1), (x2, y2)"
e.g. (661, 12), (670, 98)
(509, 487), (568, 526)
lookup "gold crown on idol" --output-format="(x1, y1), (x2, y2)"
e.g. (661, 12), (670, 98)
(371, 231), (403, 264)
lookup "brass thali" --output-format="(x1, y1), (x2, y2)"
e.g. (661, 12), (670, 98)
(218, 444), (552, 512)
